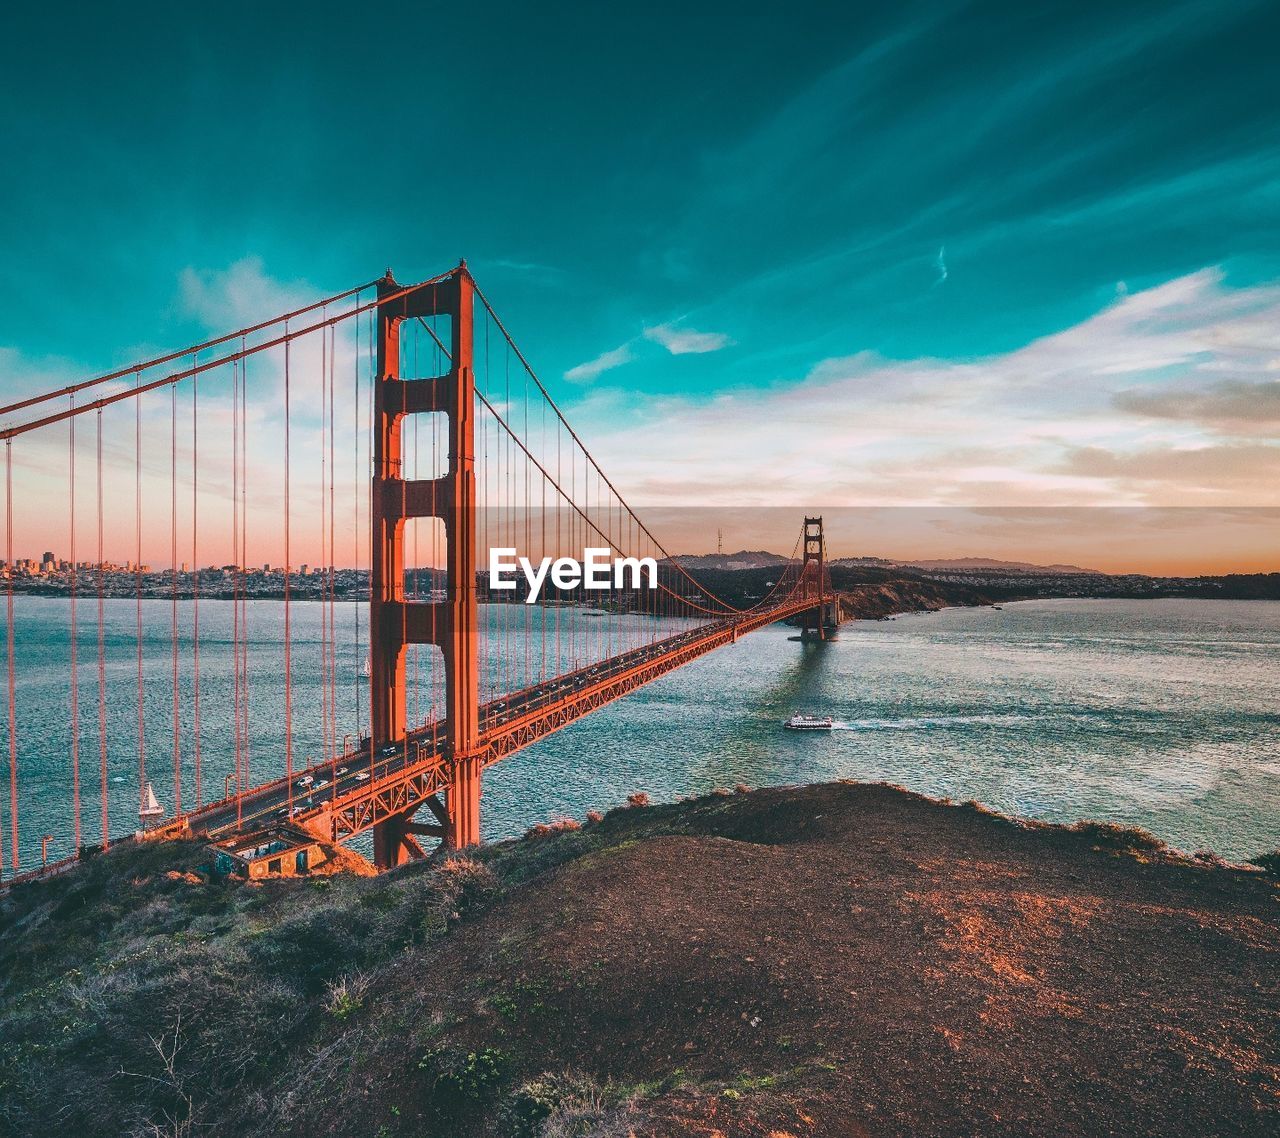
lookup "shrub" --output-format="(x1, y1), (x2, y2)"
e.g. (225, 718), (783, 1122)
(504, 1072), (625, 1138)
(324, 971), (371, 1021)
(1248, 850), (1280, 874)
(525, 818), (581, 839)
(585, 810), (604, 825)
(626, 792), (651, 808)
(426, 1047), (512, 1104)
(734, 783), (751, 794)
(1070, 820), (1167, 853)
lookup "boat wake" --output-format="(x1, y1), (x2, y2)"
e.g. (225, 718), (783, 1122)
(829, 712), (1066, 732)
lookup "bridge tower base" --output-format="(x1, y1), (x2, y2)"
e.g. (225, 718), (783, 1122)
(370, 264), (482, 868)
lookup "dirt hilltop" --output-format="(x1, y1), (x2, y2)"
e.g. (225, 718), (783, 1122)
(1, 781), (1277, 1137)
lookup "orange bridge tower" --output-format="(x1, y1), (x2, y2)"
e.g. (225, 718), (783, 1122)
(370, 263), (481, 866)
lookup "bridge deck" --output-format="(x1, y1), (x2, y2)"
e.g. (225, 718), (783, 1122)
(169, 595), (823, 847)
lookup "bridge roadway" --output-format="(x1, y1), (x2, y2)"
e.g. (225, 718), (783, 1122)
(174, 593), (823, 847)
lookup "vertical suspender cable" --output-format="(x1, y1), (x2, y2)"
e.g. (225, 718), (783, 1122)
(239, 341), (250, 804)
(412, 326), (419, 729)
(69, 400), (81, 849)
(97, 412), (108, 848)
(191, 358), (202, 807)
(170, 383), (181, 814)
(135, 373), (146, 817)
(354, 300), (363, 749)
(232, 358), (242, 818)
(366, 306), (374, 768)
(319, 313), (329, 763)
(284, 331), (293, 805)
(332, 323), (343, 757)
(6, 441), (18, 870)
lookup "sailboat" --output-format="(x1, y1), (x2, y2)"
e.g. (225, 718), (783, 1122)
(361, 650), (371, 680)
(139, 781), (164, 826)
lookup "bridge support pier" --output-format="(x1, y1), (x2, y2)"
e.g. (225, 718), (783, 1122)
(370, 264), (482, 868)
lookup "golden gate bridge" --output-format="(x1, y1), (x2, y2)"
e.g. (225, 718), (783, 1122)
(0, 263), (839, 884)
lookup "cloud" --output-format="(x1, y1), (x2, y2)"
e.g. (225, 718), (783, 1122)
(478, 258), (566, 285)
(1114, 379), (1280, 433)
(178, 256), (314, 330)
(643, 324), (734, 355)
(1057, 443), (1280, 486)
(567, 268), (1280, 510)
(564, 343), (634, 383)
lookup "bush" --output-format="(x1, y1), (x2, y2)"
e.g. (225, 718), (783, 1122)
(626, 792), (650, 808)
(525, 818), (582, 839)
(324, 971), (371, 1020)
(1248, 850), (1280, 875)
(421, 1046), (511, 1104)
(1070, 820), (1167, 853)
(504, 1072), (627, 1138)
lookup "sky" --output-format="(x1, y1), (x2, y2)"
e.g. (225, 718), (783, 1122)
(1, 0), (1278, 573)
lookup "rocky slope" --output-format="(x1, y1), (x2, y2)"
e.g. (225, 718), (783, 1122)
(1, 783), (1276, 1137)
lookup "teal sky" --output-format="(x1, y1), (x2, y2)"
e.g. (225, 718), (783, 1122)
(1, 0), (1279, 567)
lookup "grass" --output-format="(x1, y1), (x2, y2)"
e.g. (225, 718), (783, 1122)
(1, 781), (1269, 1137)
(0, 793), (724, 1136)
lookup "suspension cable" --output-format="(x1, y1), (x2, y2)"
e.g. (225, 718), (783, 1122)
(0, 278), (380, 419)
(470, 278), (744, 610)
(0, 277), (448, 442)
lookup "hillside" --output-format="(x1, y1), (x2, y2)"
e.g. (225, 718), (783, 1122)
(2, 783), (1277, 1137)
(830, 556), (1103, 574)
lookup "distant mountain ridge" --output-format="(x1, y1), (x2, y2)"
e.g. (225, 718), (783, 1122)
(832, 556), (1104, 575)
(668, 550), (793, 570)
(671, 550), (1103, 575)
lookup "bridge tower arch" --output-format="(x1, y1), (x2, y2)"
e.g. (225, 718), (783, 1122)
(800, 515), (831, 642)
(370, 263), (481, 865)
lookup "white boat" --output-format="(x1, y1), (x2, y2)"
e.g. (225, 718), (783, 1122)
(139, 781), (164, 821)
(361, 651), (371, 680)
(784, 713), (834, 731)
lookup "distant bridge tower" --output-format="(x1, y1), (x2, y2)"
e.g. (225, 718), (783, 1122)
(370, 263), (481, 865)
(800, 515), (832, 642)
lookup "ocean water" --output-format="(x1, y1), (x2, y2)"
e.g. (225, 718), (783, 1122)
(1, 597), (1277, 871)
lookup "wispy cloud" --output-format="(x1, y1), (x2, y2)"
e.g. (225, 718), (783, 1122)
(478, 258), (566, 285)
(643, 324), (734, 355)
(564, 343), (634, 383)
(570, 268), (1280, 510)
(178, 256), (313, 329)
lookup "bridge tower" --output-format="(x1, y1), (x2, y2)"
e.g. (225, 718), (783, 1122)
(800, 515), (831, 642)
(370, 264), (481, 865)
